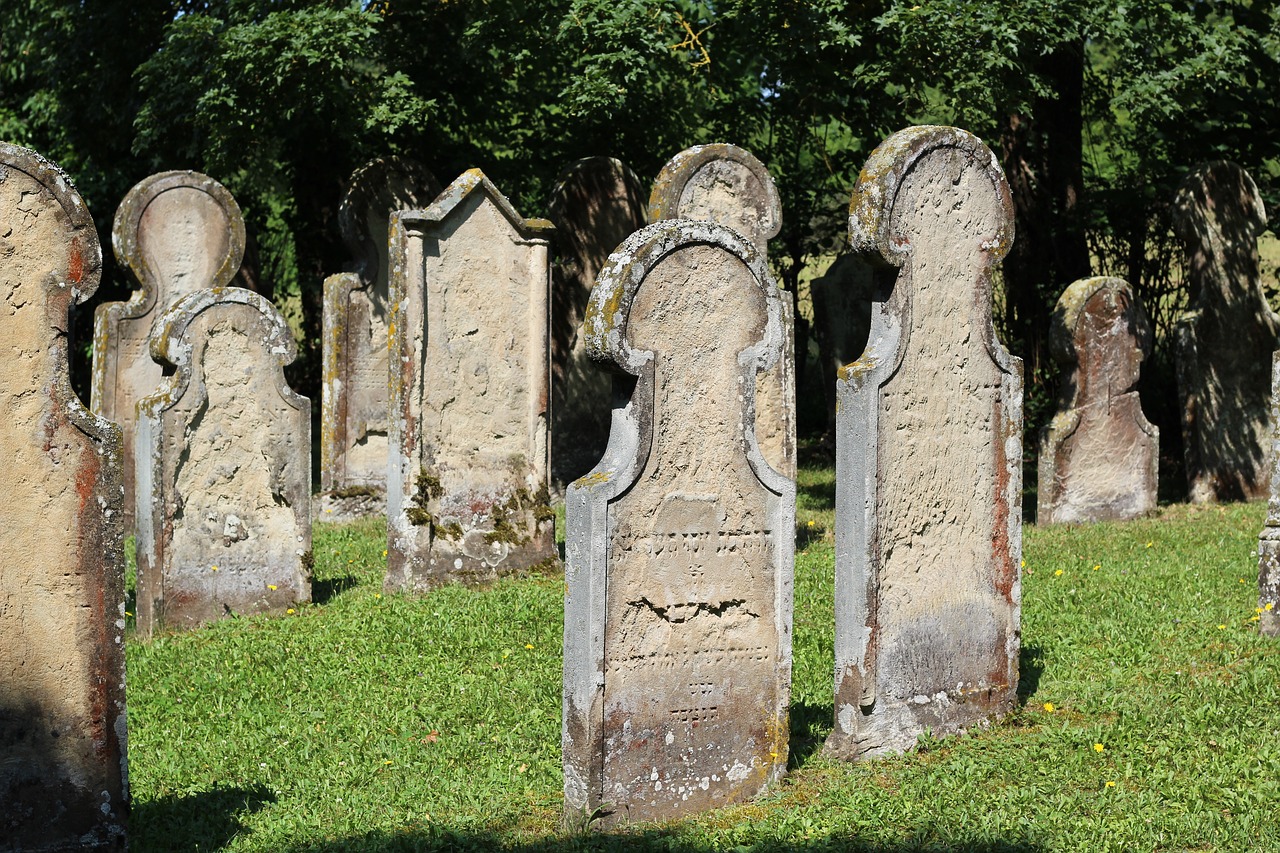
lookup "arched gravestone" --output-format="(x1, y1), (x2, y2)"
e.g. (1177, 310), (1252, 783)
(386, 170), (557, 591)
(810, 252), (876, 441)
(91, 171), (245, 527)
(135, 287), (311, 637)
(649, 143), (796, 479)
(0, 143), (127, 850)
(1173, 161), (1278, 503)
(320, 156), (441, 519)
(548, 156), (648, 486)
(825, 126), (1023, 761)
(563, 220), (795, 825)
(1038, 276), (1158, 524)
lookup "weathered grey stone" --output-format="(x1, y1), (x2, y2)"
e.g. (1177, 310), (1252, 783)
(1038, 276), (1158, 524)
(825, 126), (1023, 761)
(548, 156), (647, 487)
(810, 252), (876, 441)
(1259, 352), (1280, 636)
(135, 287), (311, 637)
(320, 156), (441, 521)
(649, 143), (796, 478)
(0, 142), (127, 850)
(1173, 161), (1278, 503)
(563, 219), (795, 825)
(91, 171), (245, 527)
(386, 170), (557, 591)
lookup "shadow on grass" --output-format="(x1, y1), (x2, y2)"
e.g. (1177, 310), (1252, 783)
(312, 575), (360, 604)
(797, 476), (836, 513)
(788, 700), (833, 770)
(131, 784), (275, 851)
(1016, 644), (1045, 704)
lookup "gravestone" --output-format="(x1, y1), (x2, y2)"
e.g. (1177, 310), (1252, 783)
(91, 171), (245, 527)
(1259, 353), (1280, 636)
(547, 156), (647, 486)
(825, 126), (1023, 761)
(810, 252), (876, 441)
(1038, 276), (1158, 523)
(1173, 161), (1278, 503)
(563, 220), (795, 825)
(386, 170), (557, 591)
(0, 142), (128, 849)
(135, 287), (311, 637)
(320, 156), (441, 520)
(649, 143), (796, 478)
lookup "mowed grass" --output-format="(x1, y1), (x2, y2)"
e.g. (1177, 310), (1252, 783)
(125, 481), (1280, 851)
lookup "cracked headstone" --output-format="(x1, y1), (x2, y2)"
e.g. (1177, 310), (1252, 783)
(1173, 161), (1278, 502)
(320, 156), (441, 520)
(810, 252), (876, 442)
(649, 143), (795, 478)
(562, 219), (795, 825)
(91, 171), (245, 527)
(1039, 276), (1158, 523)
(825, 126), (1023, 761)
(0, 142), (128, 850)
(135, 287), (311, 637)
(385, 170), (557, 591)
(548, 156), (647, 486)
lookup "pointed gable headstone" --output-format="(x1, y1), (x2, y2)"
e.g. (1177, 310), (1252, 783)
(1039, 276), (1158, 523)
(562, 220), (795, 825)
(135, 287), (311, 637)
(91, 171), (245, 526)
(649, 143), (796, 478)
(825, 126), (1023, 761)
(1173, 161), (1278, 502)
(548, 156), (647, 485)
(386, 170), (557, 591)
(320, 156), (441, 519)
(0, 142), (128, 849)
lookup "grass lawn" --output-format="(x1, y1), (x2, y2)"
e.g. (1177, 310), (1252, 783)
(125, 468), (1280, 851)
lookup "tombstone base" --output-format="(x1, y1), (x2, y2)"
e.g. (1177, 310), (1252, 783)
(317, 489), (387, 522)
(823, 684), (1015, 761)
(386, 528), (558, 593)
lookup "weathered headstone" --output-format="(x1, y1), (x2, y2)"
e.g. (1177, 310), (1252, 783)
(135, 287), (311, 637)
(563, 220), (795, 825)
(91, 171), (245, 527)
(649, 143), (796, 478)
(320, 156), (441, 520)
(548, 156), (647, 486)
(825, 126), (1023, 761)
(1038, 276), (1158, 523)
(386, 170), (557, 591)
(1258, 352), (1280, 636)
(810, 252), (876, 442)
(0, 142), (128, 849)
(1173, 161), (1278, 503)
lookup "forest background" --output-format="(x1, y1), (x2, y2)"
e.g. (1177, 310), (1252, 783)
(3, 0), (1279, 500)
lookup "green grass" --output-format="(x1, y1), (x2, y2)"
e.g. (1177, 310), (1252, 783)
(125, 485), (1280, 851)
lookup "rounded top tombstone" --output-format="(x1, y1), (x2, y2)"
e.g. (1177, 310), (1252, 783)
(1172, 160), (1267, 248)
(338, 155), (441, 284)
(649, 144), (782, 251)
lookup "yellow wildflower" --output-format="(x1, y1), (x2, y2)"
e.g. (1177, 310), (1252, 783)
(268, 584), (278, 591)
(1267, 603), (1275, 612)
(1054, 569), (1064, 577)
(1218, 624), (1226, 630)
(287, 608), (296, 615)
(1092, 564), (1100, 571)
(525, 643), (534, 649)
(211, 565), (218, 572)
(1043, 702), (1055, 713)
(1093, 743), (1105, 753)
(1105, 780), (1116, 788)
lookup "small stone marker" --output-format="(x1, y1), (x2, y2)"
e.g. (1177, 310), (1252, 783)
(320, 156), (441, 519)
(135, 287), (311, 637)
(1173, 161), (1278, 502)
(91, 170), (246, 526)
(1038, 276), (1158, 523)
(386, 170), (557, 591)
(1259, 353), (1280, 636)
(825, 126), (1023, 761)
(810, 252), (876, 441)
(650, 143), (796, 478)
(563, 219), (795, 825)
(0, 143), (128, 849)
(547, 156), (647, 485)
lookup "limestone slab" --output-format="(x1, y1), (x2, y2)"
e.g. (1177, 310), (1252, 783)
(563, 219), (795, 825)
(386, 170), (556, 591)
(135, 287), (311, 637)
(1259, 351), (1280, 636)
(0, 142), (128, 850)
(320, 156), (440, 520)
(825, 126), (1023, 761)
(1039, 276), (1158, 523)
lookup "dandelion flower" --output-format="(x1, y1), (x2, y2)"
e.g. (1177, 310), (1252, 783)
(807, 520), (815, 528)
(1021, 559), (1026, 569)
(382, 549), (388, 558)
(1267, 603), (1275, 612)
(211, 565), (219, 572)
(1043, 702), (1055, 713)
(268, 584), (278, 591)
(525, 643), (534, 649)
(287, 608), (296, 614)
(1054, 569), (1064, 577)
(1092, 565), (1100, 571)
(1093, 743), (1105, 753)
(1145, 541), (1153, 548)
(1105, 780), (1116, 788)
(1218, 624), (1226, 630)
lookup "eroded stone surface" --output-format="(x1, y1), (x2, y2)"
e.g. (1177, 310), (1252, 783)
(826, 126), (1023, 761)
(320, 156), (440, 520)
(810, 253), (876, 441)
(1039, 277), (1158, 523)
(1260, 352), (1280, 635)
(0, 143), (127, 850)
(649, 144), (795, 478)
(91, 171), (245, 527)
(548, 156), (647, 486)
(563, 220), (795, 825)
(1173, 161), (1278, 503)
(386, 170), (556, 590)
(135, 288), (311, 637)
